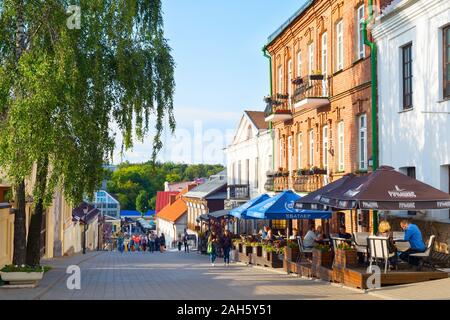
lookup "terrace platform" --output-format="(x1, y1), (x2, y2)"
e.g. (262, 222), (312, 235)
(283, 259), (449, 289)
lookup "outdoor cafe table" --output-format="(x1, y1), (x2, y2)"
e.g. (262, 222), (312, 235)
(394, 239), (410, 252)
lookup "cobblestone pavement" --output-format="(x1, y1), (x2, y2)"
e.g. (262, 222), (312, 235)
(0, 250), (380, 300)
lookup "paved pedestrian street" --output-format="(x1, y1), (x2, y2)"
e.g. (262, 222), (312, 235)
(0, 250), (381, 300)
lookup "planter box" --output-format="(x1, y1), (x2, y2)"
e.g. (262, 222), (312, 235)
(285, 247), (300, 262)
(0, 271), (44, 285)
(252, 245), (263, 257)
(263, 250), (283, 268)
(243, 245), (253, 256)
(309, 74), (324, 81)
(334, 249), (358, 268)
(312, 249), (332, 267)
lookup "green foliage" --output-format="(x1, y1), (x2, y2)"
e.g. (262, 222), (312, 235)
(314, 244), (331, 252)
(135, 190), (150, 215)
(106, 162), (224, 210)
(336, 243), (354, 250)
(0, 264), (48, 273)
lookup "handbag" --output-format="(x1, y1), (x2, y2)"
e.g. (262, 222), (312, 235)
(207, 243), (213, 254)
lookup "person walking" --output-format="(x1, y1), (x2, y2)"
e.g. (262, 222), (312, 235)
(118, 233), (125, 254)
(208, 232), (218, 266)
(149, 233), (155, 253)
(159, 233), (166, 253)
(222, 230), (232, 266)
(141, 235), (147, 252)
(177, 233), (183, 252)
(184, 229), (190, 253)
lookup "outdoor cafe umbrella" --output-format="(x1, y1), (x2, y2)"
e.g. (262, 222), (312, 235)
(319, 166), (450, 211)
(229, 193), (271, 219)
(246, 190), (332, 220)
(294, 174), (356, 211)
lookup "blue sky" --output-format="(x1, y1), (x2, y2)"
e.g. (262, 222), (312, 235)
(114, 0), (305, 165)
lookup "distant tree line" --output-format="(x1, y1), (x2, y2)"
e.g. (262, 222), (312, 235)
(106, 162), (224, 211)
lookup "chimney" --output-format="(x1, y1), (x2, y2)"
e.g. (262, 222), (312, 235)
(169, 194), (177, 205)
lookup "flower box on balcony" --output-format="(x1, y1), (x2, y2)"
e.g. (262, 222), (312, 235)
(292, 77), (303, 85)
(311, 167), (327, 175)
(309, 74), (324, 81)
(276, 93), (289, 100)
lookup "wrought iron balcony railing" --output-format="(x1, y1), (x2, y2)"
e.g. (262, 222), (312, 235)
(291, 75), (330, 105)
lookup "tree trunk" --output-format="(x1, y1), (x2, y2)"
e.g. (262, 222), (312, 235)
(12, 0), (28, 266)
(12, 180), (27, 265)
(26, 157), (49, 266)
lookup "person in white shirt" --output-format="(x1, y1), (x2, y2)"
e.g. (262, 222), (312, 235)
(303, 226), (317, 249)
(289, 228), (299, 240)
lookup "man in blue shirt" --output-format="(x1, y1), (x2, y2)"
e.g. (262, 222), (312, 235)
(399, 220), (426, 267)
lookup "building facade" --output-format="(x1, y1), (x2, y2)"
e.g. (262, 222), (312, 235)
(224, 111), (272, 234)
(372, 0), (450, 252)
(264, 0), (377, 235)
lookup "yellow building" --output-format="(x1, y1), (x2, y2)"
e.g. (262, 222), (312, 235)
(0, 185), (14, 268)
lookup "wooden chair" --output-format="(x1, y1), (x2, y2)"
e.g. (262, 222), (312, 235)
(367, 236), (396, 274)
(297, 237), (313, 264)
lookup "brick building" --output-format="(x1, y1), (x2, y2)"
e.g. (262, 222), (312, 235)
(263, 0), (381, 235)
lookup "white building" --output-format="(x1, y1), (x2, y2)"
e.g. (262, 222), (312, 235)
(224, 111), (273, 233)
(373, 0), (450, 223)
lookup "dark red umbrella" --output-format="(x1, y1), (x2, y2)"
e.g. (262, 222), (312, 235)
(294, 174), (356, 210)
(319, 166), (450, 211)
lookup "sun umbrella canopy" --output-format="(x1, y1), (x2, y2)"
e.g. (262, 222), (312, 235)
(319, 166), (450, 210)
(208, 209), (231, 219)
(229, 194), (271, 219)
(294, 174), (355, 210)
(246, 190), (332, 220)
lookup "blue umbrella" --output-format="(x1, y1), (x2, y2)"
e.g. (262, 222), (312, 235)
(246, 190), (332, 220)
(229, 194), (271, 219)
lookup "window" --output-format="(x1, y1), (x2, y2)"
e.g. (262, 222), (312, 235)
(268, 154), (272, 172)
(246, 125), (253, 140)
(357, 5), (365, 59)
(358, 114), (367, 170)
(278, 65), (283, 94)
(245, 159), (250, 185)
(405, 167), (416, 216)
(443, 26), (450, 99)
(238, 160), (242, 184)
(321, 32), (328, 76)
(322, 125), (328, 169)
(271, 220), (287, 231)
(402, 43), (413, 110)
(308, 43), (314, 75)
(287, 59), (292, 101)
(336, 21), (344, 71)
(297, 132), (303, 169)
(279, 138), (284, 168)
(338, 121), (345, 171)
(309, 130), (314, 166)
(255, 157), (259, 188)
(297, 50), (302, 78)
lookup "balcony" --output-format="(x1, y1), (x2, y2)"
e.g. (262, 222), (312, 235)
(292, 75), (330, 110)
(264, 95), (293, 123)
(293, 171), (327, 193)
(227, 184), (250, 200)
(272, 170), (290, 192)
(264, 171), (275, 192)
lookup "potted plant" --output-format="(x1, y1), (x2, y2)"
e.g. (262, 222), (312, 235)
(334, 243), (358, 268)
(276, 93), (289, 100)
(312, 244), (332, 267)
(285, 240), (300, 262)
(0, 265), (48, 286)
(309, 70), (324, 81)
(282, 170), (290, 177)
(292, 77), (303, 85)
(263, 244), (283, 268)
(251, 242), (263, 257)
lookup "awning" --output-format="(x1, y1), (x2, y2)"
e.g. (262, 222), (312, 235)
(246, 190), (332, 220)
(196, 214), (209, 223)
(294, 174), (355, 211)
(230, 194), (270, 219)
(208, 209), (231, 219)
(319, 166), (450, 210)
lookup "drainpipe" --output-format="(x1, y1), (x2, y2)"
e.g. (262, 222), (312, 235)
(362, 0), (379, 234)
(262, 46), (275, 171)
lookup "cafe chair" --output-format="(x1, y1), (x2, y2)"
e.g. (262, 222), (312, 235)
(330, 236), (350, 268)
(409, 235), (436, 270)
(296, 237), (313, 264)
(367, 236), (396, 274)
(352, 232), (369, 262)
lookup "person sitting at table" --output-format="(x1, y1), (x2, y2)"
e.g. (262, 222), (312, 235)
(303, 225), (323, 248)
(266, 227), (275, 241)
(289, 228), (299, 240)
(260, 225), (268, 240)
(377, 220), (398, 269)
(338, 225), (352, 240)
(399, 220), (426, 268)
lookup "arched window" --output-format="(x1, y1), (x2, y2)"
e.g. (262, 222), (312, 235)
(247, 125), (253, 140)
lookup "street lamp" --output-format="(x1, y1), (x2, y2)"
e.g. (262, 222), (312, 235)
(83, 207), (88, 254)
